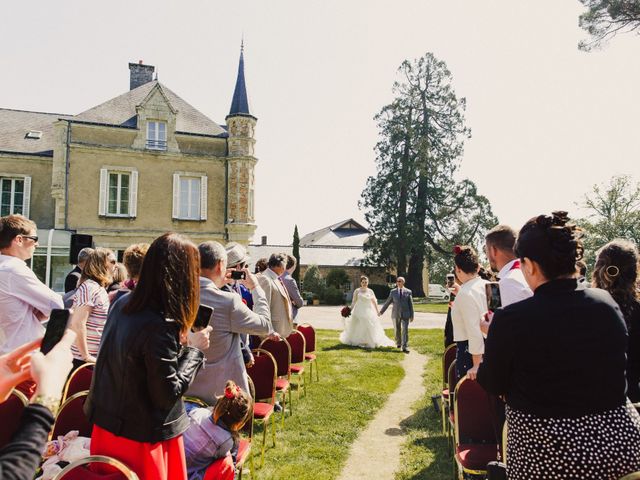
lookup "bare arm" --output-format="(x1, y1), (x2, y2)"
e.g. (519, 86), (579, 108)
(69, 305), (95, 362)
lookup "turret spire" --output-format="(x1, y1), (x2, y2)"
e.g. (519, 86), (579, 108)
(228, 41), (251, 117)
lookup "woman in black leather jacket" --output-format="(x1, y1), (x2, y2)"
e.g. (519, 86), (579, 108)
(85, 232), (207, 480)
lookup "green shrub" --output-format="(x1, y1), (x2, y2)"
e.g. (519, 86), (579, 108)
(326, 268), (350, 288)
(369, 283), (391, 299)
(324, 286), (345, 305)
(303, 264), (325, 297)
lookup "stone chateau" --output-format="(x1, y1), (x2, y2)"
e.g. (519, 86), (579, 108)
(0, 47), (257, 290)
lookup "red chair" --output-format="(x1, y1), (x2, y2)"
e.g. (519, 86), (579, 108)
(259, 338), (292, 424)
(453, 376), (499, 479)
(297, 324), (319, 382)
(0, 389), (29, 449)
(62, 362), (94, 402)
(51, 390), (92, 439)
(441, 344), (457, 434)
(285, 331), (307, 400)
(203, 455), (235, 480)
(246, 349), (277, 467)
(52, 455), (138, 479)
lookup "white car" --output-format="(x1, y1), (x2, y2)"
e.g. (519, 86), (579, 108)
(428, 284), (450, 301)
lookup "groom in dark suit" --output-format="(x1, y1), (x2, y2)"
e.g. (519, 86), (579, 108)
(379, 277), (414, 353)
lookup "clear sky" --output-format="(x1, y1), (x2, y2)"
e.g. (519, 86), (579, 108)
(2, 1), (639, 244)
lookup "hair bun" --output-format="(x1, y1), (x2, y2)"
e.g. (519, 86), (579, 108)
(535, 215), (553, 228)
(551, 211), (569, 227)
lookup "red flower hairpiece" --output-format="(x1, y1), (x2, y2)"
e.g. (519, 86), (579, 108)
(453, 245), (462, 255)
(224, 386), (235, 399)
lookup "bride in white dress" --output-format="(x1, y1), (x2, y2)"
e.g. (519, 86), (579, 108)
(340, 276), (395, 348)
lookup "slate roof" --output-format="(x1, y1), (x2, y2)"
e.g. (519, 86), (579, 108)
(0, 108), (72, 156)
(299, 218), (370, 247)
(74, 81), (227, 137)
(228, 48), (252, 117)
(247, 245), (366, 269)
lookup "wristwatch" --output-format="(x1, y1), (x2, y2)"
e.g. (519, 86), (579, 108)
(31, 395), (62, 416)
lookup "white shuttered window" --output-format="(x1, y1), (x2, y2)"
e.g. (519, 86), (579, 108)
(172, 173), (207, 220)
(0, 176), (31, 218)
(98, 168), (138, 217)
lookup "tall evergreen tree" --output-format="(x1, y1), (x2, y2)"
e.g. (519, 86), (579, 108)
(361, 53), (496, 296)
(292, 224), (301, 283)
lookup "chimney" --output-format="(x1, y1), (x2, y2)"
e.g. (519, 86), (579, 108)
(261, 235), (267, 246)
(129, 60), (155, 90)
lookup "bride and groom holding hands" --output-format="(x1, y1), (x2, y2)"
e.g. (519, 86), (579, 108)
(340, 275), (415, 352)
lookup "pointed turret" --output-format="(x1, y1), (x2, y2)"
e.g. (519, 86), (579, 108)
(227, 42), (254, 118)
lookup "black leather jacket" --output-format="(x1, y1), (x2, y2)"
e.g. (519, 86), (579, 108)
(85, 294), (204, 443)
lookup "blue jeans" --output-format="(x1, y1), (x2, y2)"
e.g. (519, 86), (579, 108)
(456, 340), (473, 378)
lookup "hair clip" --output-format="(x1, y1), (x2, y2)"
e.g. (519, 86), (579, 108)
(606, 265), (620, 278)
(224, 386), (235, 399)
(453, 245), (462, 255)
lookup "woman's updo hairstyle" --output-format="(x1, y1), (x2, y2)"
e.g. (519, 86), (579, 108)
(453, 245), (479, 274)
(592, 239), (639, 325)
(514, 211), (584, 280)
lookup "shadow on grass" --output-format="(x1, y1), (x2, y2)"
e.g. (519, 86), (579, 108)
(322, 343), (404, 353)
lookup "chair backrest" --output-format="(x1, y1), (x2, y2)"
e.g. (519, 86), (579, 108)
(259, 338), (291, 378)
(51, 390), (92, 439)
(619, 473), (640, 480)
(442, 344), (457, 386)
(246, 349), (277, 404)
(285, 330), (306, 364)
(53, 455), (139, 479)
(0, 389), (28, 449)
(447, 360), (458, 397)
(62, 362), (95, 402)
(296, 324), (316, 353)
(454, 377), (496, 445)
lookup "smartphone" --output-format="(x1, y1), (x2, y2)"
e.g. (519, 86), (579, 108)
(231, 270), (246, 280)
(192, 304), (213, 332)
(485, 282), (502, 311)
(41, 309), (70, 354)
(446, 274), (455, 288)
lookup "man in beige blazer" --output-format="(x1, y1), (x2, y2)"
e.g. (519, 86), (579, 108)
(258, 253), (294, 337)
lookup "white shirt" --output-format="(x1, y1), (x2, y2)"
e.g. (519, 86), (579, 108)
(497, 259), (533, 307)
(451, 276), (488, 355)
(0, 254), (64, 354)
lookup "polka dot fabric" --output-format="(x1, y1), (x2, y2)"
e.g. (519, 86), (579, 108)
(506, 402), (640, 480)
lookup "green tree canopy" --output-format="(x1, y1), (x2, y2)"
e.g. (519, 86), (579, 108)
(360, 53), (496, 296)
(302, 264), (325, 296)
(577, 175), (640, 267)
(325, 268), (350, 289)
(578, 0), (640, 51)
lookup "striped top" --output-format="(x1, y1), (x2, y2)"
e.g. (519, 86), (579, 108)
(71, 279), (109, 360)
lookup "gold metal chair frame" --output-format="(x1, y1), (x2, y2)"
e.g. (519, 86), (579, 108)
(286, 331), (307, 401)
(441, 344), (456, 435)
(62, 361), (95, 403)
(52, 454), (139, 479)
(249, 348), (278, 468)
(50, 390), (91, 441)
(453, 375), (489, 479)
(10, 388), (29, 406)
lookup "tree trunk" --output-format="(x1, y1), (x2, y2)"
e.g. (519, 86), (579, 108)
(395, 118), (412, 277)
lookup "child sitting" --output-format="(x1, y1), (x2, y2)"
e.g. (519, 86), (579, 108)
(184, 380), (252, 480)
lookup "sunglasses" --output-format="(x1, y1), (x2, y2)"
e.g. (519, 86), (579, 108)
(21, 235), (38, 243)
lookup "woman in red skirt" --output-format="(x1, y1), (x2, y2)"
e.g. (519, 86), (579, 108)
(84, 233), (210, 479)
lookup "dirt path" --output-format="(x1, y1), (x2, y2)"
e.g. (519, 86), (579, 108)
(337, 349), (428, 480)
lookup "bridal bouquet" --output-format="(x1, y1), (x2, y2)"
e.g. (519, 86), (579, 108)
(340, 306), (351, 318)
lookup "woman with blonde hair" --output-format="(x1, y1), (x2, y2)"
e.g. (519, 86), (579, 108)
(69, 247), (115, 367)
(592, 239), (640, 402)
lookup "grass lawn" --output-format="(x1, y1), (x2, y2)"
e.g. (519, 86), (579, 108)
(396, 329), (451, 480)
(413, 303), (450, 314)
(252, 329), (406, 479)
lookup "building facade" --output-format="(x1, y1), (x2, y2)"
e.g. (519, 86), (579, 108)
(0, 49), (257, 290)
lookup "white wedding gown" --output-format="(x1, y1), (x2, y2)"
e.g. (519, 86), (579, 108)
(340, 288), (395, 348)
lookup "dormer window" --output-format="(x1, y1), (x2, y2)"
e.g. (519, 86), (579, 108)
(25, 130), (42, 140)
(146, 121), (167, 150)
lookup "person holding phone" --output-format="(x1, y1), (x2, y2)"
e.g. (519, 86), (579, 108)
(186, 241), (276, 406)
(450, 245), (488, 380)
(85, 233), (209, 480)
(68, 248), (115, 368)
(0, 215), (63, 356)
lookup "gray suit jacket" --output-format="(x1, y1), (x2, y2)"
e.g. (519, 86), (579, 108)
(258, 269), (294, 337)
(280, 272), (304, 319)
(380, 287), (414, 320)
(187, 277), (272, 404)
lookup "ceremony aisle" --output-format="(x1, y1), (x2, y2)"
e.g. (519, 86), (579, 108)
(254, 329), (404, 479)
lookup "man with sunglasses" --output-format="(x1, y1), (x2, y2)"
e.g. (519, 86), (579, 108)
(0, 215), (63, 355)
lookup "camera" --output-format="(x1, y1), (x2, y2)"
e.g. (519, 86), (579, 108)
(231, 270), (246, 280)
